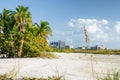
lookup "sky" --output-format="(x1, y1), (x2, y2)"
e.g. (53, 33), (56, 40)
(1, 0), (120, 49)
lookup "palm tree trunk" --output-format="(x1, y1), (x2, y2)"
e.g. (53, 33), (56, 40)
(18, 37), (24, 57)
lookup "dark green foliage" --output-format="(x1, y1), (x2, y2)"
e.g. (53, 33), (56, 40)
(0, 5), (52, 58)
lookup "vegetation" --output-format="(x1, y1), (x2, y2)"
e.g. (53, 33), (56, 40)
(50, 47), (120, 55)
(0, 5), (53, 58)
(97, 70), (120, 80)
(0, 74), (63, 80)
(72, 49), (120, 55)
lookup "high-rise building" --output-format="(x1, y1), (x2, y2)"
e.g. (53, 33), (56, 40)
(50, 40), (65, 49)
(58, 40), (65, 49)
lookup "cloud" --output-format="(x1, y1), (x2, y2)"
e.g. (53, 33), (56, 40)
(87, 23), (98, 33)
(67, 19), (75, 27)
(115, 22), (120, 33)
(105, 26), (110, 30)
(100, 19), (108, 25)
(67, 18), (109, 42)
(68, 18), (109, 33)
(67, 21), (74, 28)
(50, 18), (120, 49)
(92, 32), (108, 42)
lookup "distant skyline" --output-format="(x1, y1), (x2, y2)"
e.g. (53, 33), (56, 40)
(1, 0), (120, 49)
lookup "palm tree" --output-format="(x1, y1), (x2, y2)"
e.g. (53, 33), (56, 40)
(14, 5), (32, 57)
(34, 21), (52, 49)
(0, 9), (15, 34)
(35, 21), (52, 38)
(14, 5), (32, 33)
(0, 9), (16, 57)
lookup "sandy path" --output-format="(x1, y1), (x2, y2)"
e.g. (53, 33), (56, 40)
(0, 53), (120, 80)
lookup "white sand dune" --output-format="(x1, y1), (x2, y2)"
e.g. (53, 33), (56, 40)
(0, 53), (120, 80)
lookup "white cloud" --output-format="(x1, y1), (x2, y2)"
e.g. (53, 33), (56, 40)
(68, 18), (109, 33)
(87, 23), (98, 33)
(105, 26), (110, 30)
(67, 18), (109, 42)
(68, 22), (74, 27)
(50, 18), (120, 49)
(100, 19), (108, 25)
(92, 32), (108, 42)
(115, 22), (120, 33)
(67, 19), (76, 27)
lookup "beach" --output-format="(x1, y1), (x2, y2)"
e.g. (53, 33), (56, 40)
(0, 53), (120, 80)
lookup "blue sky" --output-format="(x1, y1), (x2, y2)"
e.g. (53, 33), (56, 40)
(1, 0), (120, 49)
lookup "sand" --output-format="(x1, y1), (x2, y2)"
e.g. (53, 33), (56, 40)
(0, 53), (120, 80)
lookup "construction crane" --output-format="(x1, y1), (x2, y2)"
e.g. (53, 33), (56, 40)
(83, 25), (90, 49)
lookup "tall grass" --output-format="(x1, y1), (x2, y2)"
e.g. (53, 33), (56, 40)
(97, 70), (120, 80)
(0, 75), (63, 80)
(50, 47), (120, 55)
(0, 59), (64, 80)
(22, 52), (56, 58)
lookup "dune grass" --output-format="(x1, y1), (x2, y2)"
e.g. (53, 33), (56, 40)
(97, 70), (120, 80)
(54, 49), (120, 55)
(0, 75), (63, 80)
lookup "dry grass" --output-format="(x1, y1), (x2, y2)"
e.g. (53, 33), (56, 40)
(0, 75), (63, 80)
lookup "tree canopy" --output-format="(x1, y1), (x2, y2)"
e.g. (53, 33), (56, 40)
(0, 5), (52, 58)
